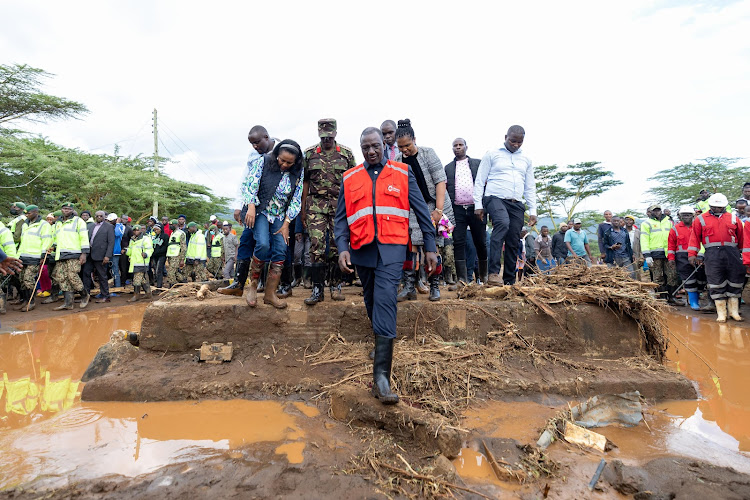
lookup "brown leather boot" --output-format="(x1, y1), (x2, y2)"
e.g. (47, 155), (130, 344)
(263, 261), (287, 309)
(244, 257), (263, 307)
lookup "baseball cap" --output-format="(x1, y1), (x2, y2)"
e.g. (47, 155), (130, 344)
(106, 213), (117, 221)
(318, 118), (337, 138)
(209, 215), (217, 221)
(648, 204), (661, 211)
(573, 218), (582, 224)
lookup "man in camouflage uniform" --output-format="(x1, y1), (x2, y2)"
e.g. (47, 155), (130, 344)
(52, 202), (90, 311)
(166, 219), (187, 286)
(302, 118), (357, 305)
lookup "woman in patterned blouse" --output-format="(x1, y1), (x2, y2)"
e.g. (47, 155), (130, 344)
(240, 139), (304, 309)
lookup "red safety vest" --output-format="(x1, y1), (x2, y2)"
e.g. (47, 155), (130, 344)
(667, 222), (693, 261)
(688, 212), (744, 257)
(343, 161), (410, 250)
(744, 222), (750, 266)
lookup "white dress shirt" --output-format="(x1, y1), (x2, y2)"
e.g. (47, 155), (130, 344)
(473, 146), (536, 215)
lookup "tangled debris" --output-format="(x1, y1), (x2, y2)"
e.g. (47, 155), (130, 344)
(458, 262), (669, 360)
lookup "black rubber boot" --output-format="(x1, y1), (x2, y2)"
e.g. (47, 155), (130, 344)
(53, 292), (74, 311)
(303, 266), (312, 289)
(329, 260), (344, 301)
(143, 282), (153, 300)
(397, 270), (417, 302)
(416, 267), (429, 294)
(428, 274), (440, 302)
(455, 260), (468, 287)
(42, 285), (60, 303)
(276, 263), (293, 298)
(478, 260), (488, 284)
(218, 259), (249, 296)
(128, 286), (141, 302)
(668, 286), (686, 306)
(257, 262), (268, 293)
(372, 336), (398, 404)
(291, 264), (303, 288)
(79, 289), (90, 309)
(304, 264), (325, 306)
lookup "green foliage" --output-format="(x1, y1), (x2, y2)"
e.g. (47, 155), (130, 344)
(0, 63), (89, 125)
(535, 162), (623, 230)
(646, 157), (747, 207)
(0, 134), (229, 223)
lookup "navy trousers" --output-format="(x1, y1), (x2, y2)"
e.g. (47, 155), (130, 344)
(356, 257), (402, 339)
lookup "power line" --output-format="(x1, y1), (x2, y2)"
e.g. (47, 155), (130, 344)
(157, 136), (215, 185)
(158, 119), (220, 176)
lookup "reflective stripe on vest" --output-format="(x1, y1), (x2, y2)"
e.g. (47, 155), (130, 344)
(700, 213), (740, 247)
(166, 229), (185, 257)
(211, 233), (223, 258)
(186, 230), (207, 260)
(56, 217), (89, 256)
(0, 224), (18, 258)
(343, 161), (410, 250)
(18, 220), (51, 259)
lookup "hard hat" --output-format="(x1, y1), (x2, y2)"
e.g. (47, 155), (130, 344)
(707, 193), (728, 207)
(678, 205), (695, 215)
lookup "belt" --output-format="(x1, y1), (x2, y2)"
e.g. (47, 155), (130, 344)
(504, 198), (521, 203)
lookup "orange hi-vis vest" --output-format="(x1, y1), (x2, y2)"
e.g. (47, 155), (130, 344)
(343, 160), (410, 250)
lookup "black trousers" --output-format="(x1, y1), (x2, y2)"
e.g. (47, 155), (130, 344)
(675, 253), (706, 293)
(83, 259), (110, 297)
(704, 246), (745, 299)
(119, 249), (131, 282)
(452, 204), (487, 261)
(484, 196), (526, 284)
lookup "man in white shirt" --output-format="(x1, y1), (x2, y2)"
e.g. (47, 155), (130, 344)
(473, 125), (536, 285)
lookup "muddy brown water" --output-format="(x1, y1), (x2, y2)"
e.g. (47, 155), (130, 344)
(1, 305), (748, 491)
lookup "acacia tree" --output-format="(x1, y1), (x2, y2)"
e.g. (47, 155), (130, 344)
(647, 157), (747, 207)
(535, 161), (623, 230)
(0, 63), (89, 126)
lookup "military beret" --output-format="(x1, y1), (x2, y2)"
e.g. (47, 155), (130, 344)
(12, 202), (26, 210)
(25, 204), (39, 211)
(187, 221), (197, 228)
(53, 210), (62, 217)
(81, 209), (91, 216)
(132, 224), (141, 230)
(170, 219), (178, 224)
(209, 224), (218, 231)
(61, 202), (75, 208)
(318, 118), (337, 138)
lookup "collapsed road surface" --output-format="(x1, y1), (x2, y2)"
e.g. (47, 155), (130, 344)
(2, 265), (750, 499)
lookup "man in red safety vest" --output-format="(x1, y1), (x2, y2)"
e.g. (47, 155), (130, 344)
(688, 193), (745, 322)
(334, 127), (438, 405)
(668, 205), (708, 311)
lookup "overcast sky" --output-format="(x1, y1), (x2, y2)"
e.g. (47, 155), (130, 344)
(2, 0), (748, 214)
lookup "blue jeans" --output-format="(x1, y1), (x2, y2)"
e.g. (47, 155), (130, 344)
(237, 205), (256, 261)
(112, 255), (121, 287)
(252, 214), (287, 262)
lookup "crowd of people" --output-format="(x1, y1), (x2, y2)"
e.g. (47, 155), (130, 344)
(2, 118), (749, 402)
(0, 204), (239, 312)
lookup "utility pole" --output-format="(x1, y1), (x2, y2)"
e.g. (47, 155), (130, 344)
(152, 108), (159, 218)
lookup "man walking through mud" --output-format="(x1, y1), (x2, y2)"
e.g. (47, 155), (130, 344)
(335, 127), (437, 405)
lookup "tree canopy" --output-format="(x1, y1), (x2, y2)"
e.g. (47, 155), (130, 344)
(535, 161), (623, 230)
(646, 157), (748, 207)
(0, 134), (229, 223)
(0, 63), (89, 126)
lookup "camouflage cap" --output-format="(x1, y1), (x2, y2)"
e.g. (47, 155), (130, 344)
(318, 118), (337, 138)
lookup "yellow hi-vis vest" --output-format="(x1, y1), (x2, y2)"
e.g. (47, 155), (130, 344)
(3, 373), (40, 415)
(55, 216), (90, 260)
(210, 232), (223, 258)
(0, 221), (18, 259)
(186, 229), (207, 261)
(640, 217), (673, 258)
(166, 228), (185, 257)
(17, 218), (52, 263)
(8, 214), (26, 246)
(126, 236), (154, 272)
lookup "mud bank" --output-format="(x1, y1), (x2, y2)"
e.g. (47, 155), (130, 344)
(81, 292), (696, 403)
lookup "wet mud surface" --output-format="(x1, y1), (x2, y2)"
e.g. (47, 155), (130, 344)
(1, 290), (750, 498)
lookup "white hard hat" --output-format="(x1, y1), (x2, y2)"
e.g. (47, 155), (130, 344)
(209, 215), (217, 221)
(707, 193), (728, 207)
(678, 205), (695, 215)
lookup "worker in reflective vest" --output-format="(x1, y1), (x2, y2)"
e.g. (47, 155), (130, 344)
(688, 193), (745, 323)
(185, 222), (208, 282)
(207, 224), (223, 277)
(0, 221), (18, 315)
(668, 205), (707, 311)
(334, 127), (438, 405)
(165, 220), (187, 286)
(52, 202), (91, 311)
(127, 224), (154, 301)
(641, 204), (679, 302)
(16, 205), (51, 312)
